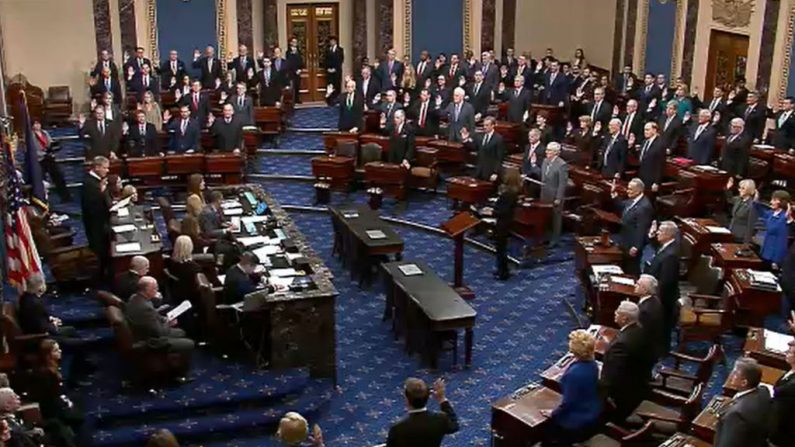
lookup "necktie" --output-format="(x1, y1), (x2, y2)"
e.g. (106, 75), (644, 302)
(105, 79), (111, 90)
(419, 102), (427, 127)
(419, 62), (424, 75)
(529, 144), (536, 161)
(455, 103), (461, 122)
(780, 112), (789, 127)
(144, 76), (149, 87)
(172, 61), (176, 73)
(591, 102), (600, 121)
(99, 121), (105, 135)
(745, 106), (753, 118)
(665, 117), (672, 131)
(551, 73), (556, 84)
(208, 58), (213, 71)
(449, 66), (454, 78)
(181, 119), (187, 135)
(140, 124), (145, 136)
(622, 114), (632, 135)
(515, 89), (519, 98)
(710, 99), (717, 112)
(640, 139), (650, 160)
(138, 58), (142, 67)
(389, 61), (394, 73)
(276, 59), (281, 71)
(193, 94), (199, 110)
(484, 133), (491, 146)
(729, 134), (737, 143)
(225, 118), (231, 124)
(545, 160), (552, 177)
(475, 83), (480, 96)
(482, 63), (488, 74)
(347, 94), (353, 109)
(241, 56), (246, 67)
(605, 136), (616, 165)
(239, 97), (244, 108)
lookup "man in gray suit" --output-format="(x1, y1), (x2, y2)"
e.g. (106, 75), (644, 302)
(714, 357), (772, 447)
(531, 142), (568, 246)
(228, 82), (254, 126)
(725, 177), (758, 243)
(441, 87), (475, 143)
(124, 276), (195, 358)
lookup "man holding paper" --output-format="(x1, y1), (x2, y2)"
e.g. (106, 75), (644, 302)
(125, 277), (194, 370)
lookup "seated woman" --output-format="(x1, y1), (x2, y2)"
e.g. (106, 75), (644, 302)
(180, 214), (210, 254)
(169, 235), (202, 299)
(186, 174), (206, 204)
(106, 174), (123, 203)
(31, 339), (83, 446)
(725, 177), (758, 243)
(541, 330), (602, 446)
(121, 184), (139, 204)
(754, 190), (794, 269)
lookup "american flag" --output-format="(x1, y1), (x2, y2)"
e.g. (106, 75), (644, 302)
(2, 135), (41, 289)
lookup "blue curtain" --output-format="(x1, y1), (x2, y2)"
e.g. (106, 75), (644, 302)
(411, 0), (464, 62)
(156, 0), (217, 78)
(645, 0), (677, 78)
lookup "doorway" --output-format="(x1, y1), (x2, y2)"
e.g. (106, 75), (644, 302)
(286, 3), (339, 102)
(705, 30), (749, 95)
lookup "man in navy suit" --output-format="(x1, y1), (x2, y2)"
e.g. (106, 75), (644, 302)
(644, 220), (680, 350)
(618, 99), (644, 142)
(461, 116), (505, 182)
(286, 37), (305, 103)
(714, 358), (772, 447)
(258, 57), (284, 106)
(739, 91), (766, 143)
(770, 96), (795, 151)
(611, 177), (654, 275)
(378, 48), (404, 92)
(166, 105), (201, 153)
(193, 45), (222, 89)
(599, 118), (628, 179)
(385, 110), (415, 170)
(358, 66), (382, 109)
(410, 89), (439, 137)
(386, 377), (459, 447)
(179, 80), (211, 128)
(125, 110), (161, 157)
(337, 79), (364, 132)
(268, 46), (289, 82)
(227, 44), (256, 83)
(467, 71), (491, 119)
(131, 64), (160, 102)
(769, 340), (795, 447)
(634, 274), (667, 361)
(160, 50), (186, 89)
(91, 49), (120, 80)
(222, 252), (260, 305)
(506, 76), (532, 124)
(479, 51), (500, 91)
(543, 60), (568, 106)
(588, 88), (613, 131)
(686, 109), (718, 164)
(124, 46), (152, 79)
(90, 66), (122, 103)
(522, 128), (546, 177)
(659, 100), (684, 155)
(638, 73), (661, 120)
(228, 82), (254, 126)
(444, 54), (465, 85)
(638, 122), (666, 192)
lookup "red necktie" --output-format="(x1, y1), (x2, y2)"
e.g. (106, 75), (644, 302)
(623, 114), (631, 135)
(193, 94), (198, 110)
(450, 66), (454, 77)
(419, 102), (427, 127)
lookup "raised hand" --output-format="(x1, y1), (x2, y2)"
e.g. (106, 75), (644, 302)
(460, 127), (470, 141)
(458, 76), (466, 87)
(163, 110), (172, 122)
(726, 176), (734, 190)
(257, 51), (264, 60)
(77, 113), (86, 126)
(594, 121), (602, 133)
(193, 49), (201, 60)
(612, 105), (619, 116)
(435, 95), (442, 107)
(432, 378), (447, 402)
(122, 122), (129, 135)
(628, 133), (636, 147)
(207, 114), (216, 126)
(170, 77), (177, 87)
(174, 89), (182, 100)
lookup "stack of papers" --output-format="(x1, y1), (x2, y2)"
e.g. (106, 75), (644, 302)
(342, 211), (359, 219)
(592, 264), (623, 282)
(241, 215), (269, 224)
(705, 226), (731, 234)
(115, 242), (141, 253)
(109, 196), (132, 212)
(747, 269), (780, 291)
(116, 207), (130, 218)
(270, 268), (298, 277)
(693, 165), (719, 172)
(238, 236), (270, 246)
(112, 224), (137, 233)
(253, 245), (281, 262)
(230, 217), (241, 233)
(763, 329), (794, 354)
(366, 230), (386, 240)
(220, 200), (240, 209)
(610, 276), (636, 286)
(398, 264), (423, 276)
(223, 208), (244, 216)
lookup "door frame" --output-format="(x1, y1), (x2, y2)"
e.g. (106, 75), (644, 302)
(286, 3), (340, 102)
(704, 29), (749, 97)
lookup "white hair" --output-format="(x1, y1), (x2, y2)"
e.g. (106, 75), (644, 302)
(616, 300), (640, 321)
(628, 177), (645, 190)
(637, 274), (658, 295)
(609, 118), (622, 128)
(547, 142), (561, 154)
(659, 220), (679, 237)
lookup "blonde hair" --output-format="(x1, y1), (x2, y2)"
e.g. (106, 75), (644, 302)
(578, 115), (593, 126)
(568, 329), (596, 361)
(172, 235), (194, 263)
(186, 194), (204, 218)
(277, 412), (308, 445)
(121, 185), (137, 200)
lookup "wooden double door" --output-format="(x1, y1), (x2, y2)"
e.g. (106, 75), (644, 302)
(287, 3), (339, 103)
(705, 30), (749, 95)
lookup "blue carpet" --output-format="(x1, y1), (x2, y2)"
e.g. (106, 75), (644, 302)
(289, 107), (338, 129)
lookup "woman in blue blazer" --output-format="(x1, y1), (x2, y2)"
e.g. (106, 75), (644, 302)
(541, 330), (603, 446)
(753, 191), (793, 268)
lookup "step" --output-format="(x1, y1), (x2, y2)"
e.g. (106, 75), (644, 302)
(90, 378), (334, 447)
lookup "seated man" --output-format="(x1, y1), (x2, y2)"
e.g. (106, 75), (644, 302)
(125, 110), (161, 157)
(208, 103), (244, 153)
(165, 105), (201, 153)
(222, 252), (261, 304)
(18, 273), (74, 338)
(714, 358), (772, 447)
(0, 387), (44, 447)
(461, 116), (505, 182)
(124, 277), (195, 358)
(386, 378), (459, 447)
(199, 191), (229, 238)
(115, 255), (150, 301)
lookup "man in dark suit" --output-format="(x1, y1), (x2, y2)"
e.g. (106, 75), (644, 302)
(18, 273), (63, 336)
(713, 358), (772, 447)
(386, 110), (415, 169)
(268, 46), (289, 84)
(613, 65), (635, 95)
(324, 36), (344, 97)
(618, 99), (644, 142)
(479, 51), (499, 90)
(638, 73), (661, 119)
(644, 220), (680, 348)
(720, 118), (753, 178)
(467, 71), (491, 119)
(223, 252), (261, 305)
(444, 54), (465, 85)
(531, 142), (569, 246)
(208, 104), (243, 153)
(90, 66), (123, 103)
(512, 55), (533, 89)
(410, 89), (439, 137)
(91, 49), (120, 80)
(706, 86), (729, 125)
(125, 276), (195, 358)
(770, 96), (795, 151)
(380, 89), (403, 125)
(81, 156), (111, 284)
(160, 50), (186, 89)
(78, 106), (120, 159)
(125, 46), (152, 79)
(461, 116), (505, 182)
(658, 100), (683, 154)
(179, 80), (211, 127)
(686, 109), (718, 164)
(227, 44), (256, 83)
(258, 57), (284, 107)
(378, 48), (404, 92)
(638, 122), (666, 192)
(228, 82), (254, 126)
(601, 300), (655, 422)
(502, 48), (518, 72)
(542, 60), (568, 106)
(740, 91), (766, 143)
(507, 76), (532, 124)
(588, 88), (612, 130)
(522, 128), (545, 176)
(769, 340), (795, 447)
(199, 191), (229, 239)
(358, 66), (382, 109)
(415, 50), (434, 87)
(286, 37), (305, 103)
(432, 75), (453, 110)
(115, 256), (150, 302)
(634, 274), (667, 361)
(166, 105), (201, 153)
(443, 88), (475, 142)
(611, 177), (654, 275)
(598, 118), (628, 179)
(386, 377), (459, 447)
(338, 79), (364, 132)
(192, 45), (222, 89)
(125, 110), (161, 157)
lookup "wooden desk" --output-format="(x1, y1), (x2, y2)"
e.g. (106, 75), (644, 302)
(660, 432), (713, 447)
(446, 176), (495, 206)
(574, 236), (623, 272)
(381, 260), (476, 368)
(539, 353), (603, 392)
(722, 363), (785, 396)
(728, 269), (782, 328)
(773, 152), (795, 180)
(595, 274), (641, 326)
(589, 324), (618, 359)
(110, 205), (164, 277)
(311, 155), (355, 191)
(710, 243), (763, 274)
(491, 385), (562, 447)
(677, 218), (734, 257)
(692, 395), (730, 443)
(744, 327), (792, 370)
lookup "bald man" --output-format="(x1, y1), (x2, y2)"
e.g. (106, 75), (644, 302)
(686, 109), (717, 164)
(125, 276), (195, 359)
(116, 255), (150, 301)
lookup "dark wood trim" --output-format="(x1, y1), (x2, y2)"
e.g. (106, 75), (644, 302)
(612, 0), (625, 75)
(681, 0), (699, 85)
(757, 0), (780, 94)
(481, 0), (496, 51)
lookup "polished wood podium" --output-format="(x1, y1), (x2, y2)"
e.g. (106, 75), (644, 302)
(440, 212), (481, 300)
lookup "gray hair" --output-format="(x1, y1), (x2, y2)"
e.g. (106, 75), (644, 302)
(666, 100), (679, 109)
(25, 272), (46, 295)
(731, 117), (745, 129)
(699, 109), (712, 119)
(637, 274), (658, 296)
(739, 179), (756, 195)
(734, 357), (763, 387)
(609, 118), (622, 128)
(453, 87), (466, 97)
(0, 388), (17, 411)
(659, 220), (679, 238)
(616, 300), (640, 321)
(137, 275), (157, 292)
(130, 256), (150, 274)
(628, 177), (645, 191)
(547, 142), (561, 154)
(93, 155), (109, 168)
(394, 109), (405, 120)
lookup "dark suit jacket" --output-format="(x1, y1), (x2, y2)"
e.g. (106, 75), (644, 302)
(726, 193), (758, 243)
(324, 46), (344, 72)
(479, 62), (500, 90)
(126, 122), (161, 157)
(378, 60), (404, 91)
(258, 69), (284, 106)
(686, 123), (718, 164)
(444, 102), (475, 142)
(125, 294), (181, 341)
(644, 240), (680, 314)
(466, 132), (505, 180)
(409, 100), (439, 137)
(740, 104), (766, 142)
(285, 48), (304, 74)
(167, 117), (202, 153)
(179, 92), (211, 127)
(637, 136), (666, 186)
(228, 94), (254, 126)
(198, 205), (226, 238)
(543, 72), (568, 105)
(159, 59), (186, 88)
(617, 195), (654, 253)
(638, 85), (661, 116)
(522, 142), (546, 176)
(193, 56), (223, 88)
(91, 77), (123, 102)
(598, 133), (628, 178)
(619, 111), (644, 140)
(600, 323), (654, 416)
(442, 63), (465, 84)
(385, 401), (459, 447)
(770, 111), (795, 150)
(17, 293), (56, 335)
(638, 295), (666, 360)
(80, 119), (121, 158)
(414, 60), (434, 86)
(720, 132), (753, 177)
(222, 264), (257, 305)
(659, 114), (683, 151)
(92, 60), (120, 79)
(507, 88), (532, 123)
(467, 82), (491, 116)
(81, 173), (111, 255)
(588, 101), (613, 128)
(387, 124), (415, 164)
(131, 75), (160, 101)
(210, 117), (244, 152)
(770, 372), (795, 447)
(338, 92), (365, 131)
(381, 102), (403, 124)
(227, 56), (256, 81)
(358, 76), (382, 106)
(115, 271), (141, 301)
(714, 386), (772, 447)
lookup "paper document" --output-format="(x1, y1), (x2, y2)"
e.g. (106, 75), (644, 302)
(764, 329), (794, 354)
(217, 274), (226, 285)
(253, 245), (281, 262)
(694, 165), (718, 172)
(223, 208), (244, 216)
(230, 217), (241, 233)
(167, 300), (192, 321)
(112, 224), (137, 233)
(342, 211), (359, 219)
(610, 276), (636, 286)
(238, 236), (270, 246)
(273, 229), (286, 240)
(398, 264), (423, 276)
(705, 226), (731, 234)
(115, 242), (141, 253)
(269, 276), (295, 288)
(366, 230), (386, 239)
(592, 265), (623, 281)
(116, 207), (130, 218)
(241, 215), (269, 224)
(110, 196), (132, 212)
(220, 200), (241, 209)
(270, 268), (298, 277)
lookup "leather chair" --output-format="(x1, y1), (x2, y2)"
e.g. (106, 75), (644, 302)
(196, 273), (235, 351)
(678, 255), (724, 298)
(581, 421), (658, 447)
(357, 143), (383, 175)
(29, 221), (98, 286)
(677, 284), (734, 355)
(95, 290), (124, 308)
(105, 306), (191, 385)
(0, 303), (49, 369)
(652, 345), (721, 397)
(409, 147), (439, 192)
(43, 86), (72, 125)
(335, 140), (358, 160)
(632, 383), (705, 436)
(166, 218), (181, 246)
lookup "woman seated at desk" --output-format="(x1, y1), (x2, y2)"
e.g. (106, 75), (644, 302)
(540, 329), (602, 446)
(187, 174), (207, 204)
(168, 235), (202, 299)
(753, 190), (794, 269)
(725, 177), (758, 243)
(107, 174), (123, 203)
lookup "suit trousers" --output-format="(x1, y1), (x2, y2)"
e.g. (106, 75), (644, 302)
(40, 155), (71, 202)
(622, 252), (642, 276)
(495, 234), (509, 276)
(549, 204), (563, 245)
